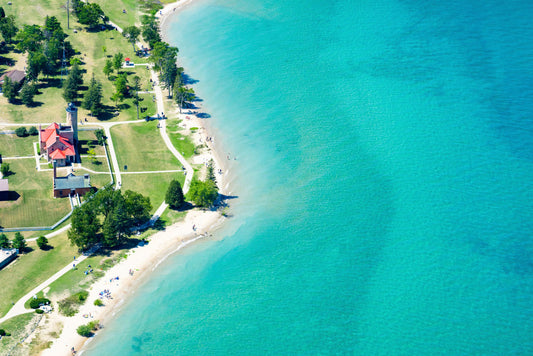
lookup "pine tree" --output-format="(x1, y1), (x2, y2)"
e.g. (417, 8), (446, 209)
(20, 82), (36, 106)
(103, 59), (113, 79)
(165, 179), (184, 209)
(2, 77), (16, 103)
(12, 232), (26, 252)
(83, 75), (103, 116)
(0, 233), (10, 249)
(62, 75), (78, 102)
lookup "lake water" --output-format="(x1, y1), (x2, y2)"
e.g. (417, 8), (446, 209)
(86, 0), (533, 354)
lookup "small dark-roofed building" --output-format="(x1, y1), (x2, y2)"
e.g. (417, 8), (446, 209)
(53, 173), (91, 198)
(0, 178), (8, 200)
(0, 70), (26, 91)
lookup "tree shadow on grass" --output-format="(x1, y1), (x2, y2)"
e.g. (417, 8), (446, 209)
(40, 78), (62, 89)
(39, 244), (54, 251)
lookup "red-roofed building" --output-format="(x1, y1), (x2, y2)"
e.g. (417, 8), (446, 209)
(39, 103), (79, 167)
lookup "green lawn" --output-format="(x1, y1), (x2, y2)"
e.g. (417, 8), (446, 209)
(120, 172), (185, 213)
(93, 0), (142, 32)
(0, 134), (38, 157)
(168, 130), (196, 159)
(78, 130), (106, 156)
(0, 160), (71, 228)
(0, 233), (79, 317)
(87, 172), (113, 189)
(111, 121), (182, 171)
(0, 0), (152, 124)
(0, 313), (38, 353)
(79, 157), (110, 173)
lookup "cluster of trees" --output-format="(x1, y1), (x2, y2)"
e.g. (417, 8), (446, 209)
(14, 126), (38, 137)
(0, 232), (26, 252)
(71, 0), (108, 30)
(68, 187), (152, 250)
(0, 6), (17, 44)
(19, 17), (75, 80)
(165, 177), (219, 210)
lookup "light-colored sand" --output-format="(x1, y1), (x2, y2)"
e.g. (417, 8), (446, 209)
(41, 209), (225, 356)
(38, 1), (236, 354)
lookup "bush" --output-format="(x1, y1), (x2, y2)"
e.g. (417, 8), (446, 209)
(93, 299), (103, 306)
(36, 235), (48, 250)
(76, 324), (92, 337)
(15, 127), (28, 137)
(58, 291), (89, 316)
(28, 126), (38, 136)
(0, 329), (6, 336)
(77, 320), (99, 337)
(35, 309), (44, 314)
(29, 297), (50, 309)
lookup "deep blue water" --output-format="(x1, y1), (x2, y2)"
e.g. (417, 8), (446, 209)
(86, 0), (533, 354)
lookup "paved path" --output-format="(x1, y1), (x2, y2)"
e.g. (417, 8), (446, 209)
(1, 156), (34, 160)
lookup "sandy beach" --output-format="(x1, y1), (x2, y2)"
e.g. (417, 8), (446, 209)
(38, 1), (233, 354)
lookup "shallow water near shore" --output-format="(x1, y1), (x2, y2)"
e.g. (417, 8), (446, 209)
(86, 0), (533, 354)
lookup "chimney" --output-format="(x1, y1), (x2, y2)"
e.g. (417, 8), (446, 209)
(53, 160), (57, 180)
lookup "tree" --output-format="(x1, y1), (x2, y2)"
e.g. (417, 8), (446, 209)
(70, 62), (84, 87)
(15, 24), (43, 53)
(2, 77), (16, 103)
(124, 190), (152, 225)
(103, 59), (113, 79)
(15, 127), (27, 137)
(187, 179), (218, 208)
(63, 75), (78, 102)
(0, 163), (10, 176)
(114, 73), (128, 96)
(76, 3), (105, 29)
(141, 15), (160, 48)
(20, 82), (36, 106)
(28, 126), (38, 136)
(174, 85), (195, 113)
(27, 51), (47, 81)
(165, 180), (184, 209)
(102, 194), (130, 248)
(122, 26), (140, 53)
(12, 232), (26, 252)
(0, 6), (4, 19)
(36, 235), (49, 250)
(0, 15), (18, 43)
(82, 75), (103, 116)
(94, 129), (105, 145)
(0, 233), (10, 249)
(112, 52), (124, 72)
(87, 148), (97, 163)
(130, 76), (141, 120)
(68, 204), (100, 250)
(110, 92), (123, 108)
(206, 159), (216, 183)
(160, 50), (178, 97)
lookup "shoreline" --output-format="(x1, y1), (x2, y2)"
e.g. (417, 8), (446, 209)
(39, 1), (235, 354)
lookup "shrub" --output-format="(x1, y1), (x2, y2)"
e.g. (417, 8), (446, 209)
(94, 299), (103, 306)
(29, 297), (50, 309)
(35, 309), (44, 314)
(15, 127), (28, 137)
(76, 324), (92, 337)
(36, 235), (48, 250)
(58, 290), (89, 316)
(0, 329), (6, 336)
(28, 126), (38, 136)
(77, 320), (99, 337)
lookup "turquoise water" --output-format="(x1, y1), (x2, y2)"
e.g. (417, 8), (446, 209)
(86, 0), (533, 354)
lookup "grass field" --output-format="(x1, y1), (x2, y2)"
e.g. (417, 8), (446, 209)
(0, 313), (39, 353)
(168, 129), (196, 159)
(0, 233), (79, 317)
(0, 134), (37, 157)
(78, 130), (106, 156)
(0, 0), (152, 124)
(93, 0), (142, 30)
(111, 120), (182, 171)
(0, 159), (71, 228)
(120, 172), (185, 213)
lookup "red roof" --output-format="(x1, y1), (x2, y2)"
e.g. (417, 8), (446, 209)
(125, 58), (130, 61)
(50, 149), (66, 159)
(41, 123), (60, 143)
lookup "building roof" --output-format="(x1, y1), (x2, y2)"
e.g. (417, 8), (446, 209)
(0, 70), (26, 84)
(54, 173), (90, 190)
(0, 178), (8, 192)
(41, 123), (75, 158)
